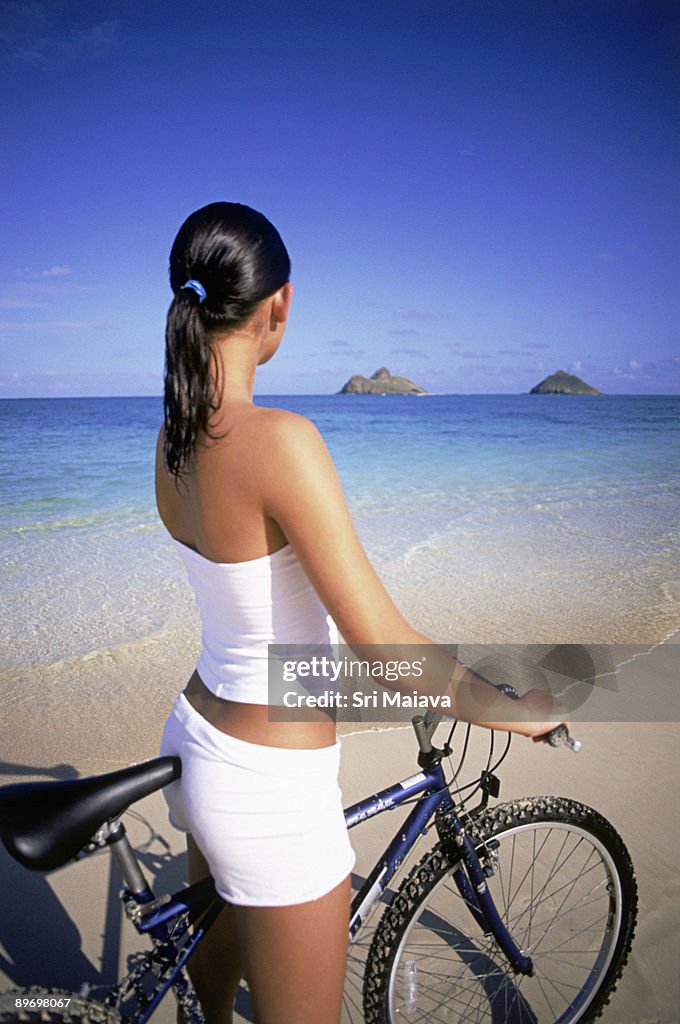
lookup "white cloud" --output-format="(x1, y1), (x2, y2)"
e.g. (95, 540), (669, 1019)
(0, 265), (76, 313)
(0, 319), (99, 331)
(612, 360), (643, 377)
(15, 265), (72, 280)
(1, 6), (121, 65)
(597, 245), (638, 264)
(391, 347), (428, 359)
(395, 309), (451, 322)
(41, 264), (72, 278)
(328, 339), (364, 358)
(0, 296), (41, 310)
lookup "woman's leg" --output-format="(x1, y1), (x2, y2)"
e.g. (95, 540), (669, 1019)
(186, 835), (245, 1024)
(233, 873), (351, 1024)
(186, 835), (351, 1024)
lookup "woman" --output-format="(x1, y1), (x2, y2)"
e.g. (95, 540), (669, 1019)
(157, 202), (564, 1024)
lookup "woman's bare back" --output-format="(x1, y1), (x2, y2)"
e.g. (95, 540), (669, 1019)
(155, 403), (291, 564)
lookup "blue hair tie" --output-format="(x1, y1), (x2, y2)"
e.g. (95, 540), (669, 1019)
(181, 279), (207, 304)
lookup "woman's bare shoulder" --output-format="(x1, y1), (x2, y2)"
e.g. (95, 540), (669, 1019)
(248, 404), (320, 435)
(239, 406), (328, 460)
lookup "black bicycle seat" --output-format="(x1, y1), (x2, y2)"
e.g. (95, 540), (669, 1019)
(0, 756), (181, 872)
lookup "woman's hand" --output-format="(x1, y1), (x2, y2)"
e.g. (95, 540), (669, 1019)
(502, 687), (571, 741)
(489, 684), (573, 741)
(450, 668), (571, 739)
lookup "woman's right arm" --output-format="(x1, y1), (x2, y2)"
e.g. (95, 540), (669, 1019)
(257, 411), (567, 739)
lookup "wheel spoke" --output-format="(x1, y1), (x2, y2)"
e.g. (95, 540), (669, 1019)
(362, 799), (635, 1024)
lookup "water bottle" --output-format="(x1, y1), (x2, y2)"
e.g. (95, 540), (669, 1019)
(403, 959), (418, 1016)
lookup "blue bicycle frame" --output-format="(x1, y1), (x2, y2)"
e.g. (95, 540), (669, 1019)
(110, 724), (533, 1024)
(344, 755), (533, 975)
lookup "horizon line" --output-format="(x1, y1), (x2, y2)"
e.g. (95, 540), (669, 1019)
(1, 391), (678, 401)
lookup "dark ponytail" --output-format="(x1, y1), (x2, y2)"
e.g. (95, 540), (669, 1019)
(163, 202), (291, 477)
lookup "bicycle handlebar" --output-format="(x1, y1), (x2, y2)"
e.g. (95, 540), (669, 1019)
(411, 685), (581, 754)
(412, 711), (441, 755)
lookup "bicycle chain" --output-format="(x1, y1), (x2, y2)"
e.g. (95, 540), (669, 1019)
(104, 937), (203, 1024)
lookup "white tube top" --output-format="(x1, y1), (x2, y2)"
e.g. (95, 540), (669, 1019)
(172, 539), (338, 704)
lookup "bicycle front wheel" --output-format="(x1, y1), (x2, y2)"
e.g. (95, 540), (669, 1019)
(363, 796), (637, 1024)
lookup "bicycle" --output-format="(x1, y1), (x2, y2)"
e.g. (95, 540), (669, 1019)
(0, 711), (637, 1024)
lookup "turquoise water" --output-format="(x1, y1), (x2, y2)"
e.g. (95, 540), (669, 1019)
(1, 394), (679, 677)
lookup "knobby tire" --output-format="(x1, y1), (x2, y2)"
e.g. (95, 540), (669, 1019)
(363, 796), (637, 1024)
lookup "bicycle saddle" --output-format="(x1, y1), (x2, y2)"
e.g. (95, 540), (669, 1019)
(0, 756), (181, 872)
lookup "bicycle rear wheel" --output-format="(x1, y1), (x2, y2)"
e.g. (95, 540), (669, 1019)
(363, 796), (637, 1024)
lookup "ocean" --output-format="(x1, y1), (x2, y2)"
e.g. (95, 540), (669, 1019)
(1, 394), (679, 691)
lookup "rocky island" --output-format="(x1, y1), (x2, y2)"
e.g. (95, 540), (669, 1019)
(338, 366), (428, 395)
(530, 370), (602, 395)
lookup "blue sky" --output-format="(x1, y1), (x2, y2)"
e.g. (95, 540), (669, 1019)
(1, 0), (678, 397)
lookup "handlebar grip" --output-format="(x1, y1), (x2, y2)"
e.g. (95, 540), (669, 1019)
(543, 725), (582, 752)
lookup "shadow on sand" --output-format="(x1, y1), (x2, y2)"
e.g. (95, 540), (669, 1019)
(0, 760), (254, 1021)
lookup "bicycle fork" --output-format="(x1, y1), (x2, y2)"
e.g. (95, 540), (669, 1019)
(345, 760), (533, 977)
(434, 788), (534, 976)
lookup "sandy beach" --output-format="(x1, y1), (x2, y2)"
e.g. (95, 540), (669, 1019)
(1, 634), (678, 1023)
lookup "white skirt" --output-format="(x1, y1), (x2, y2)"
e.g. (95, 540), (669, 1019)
(160, 692), (355, 906)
